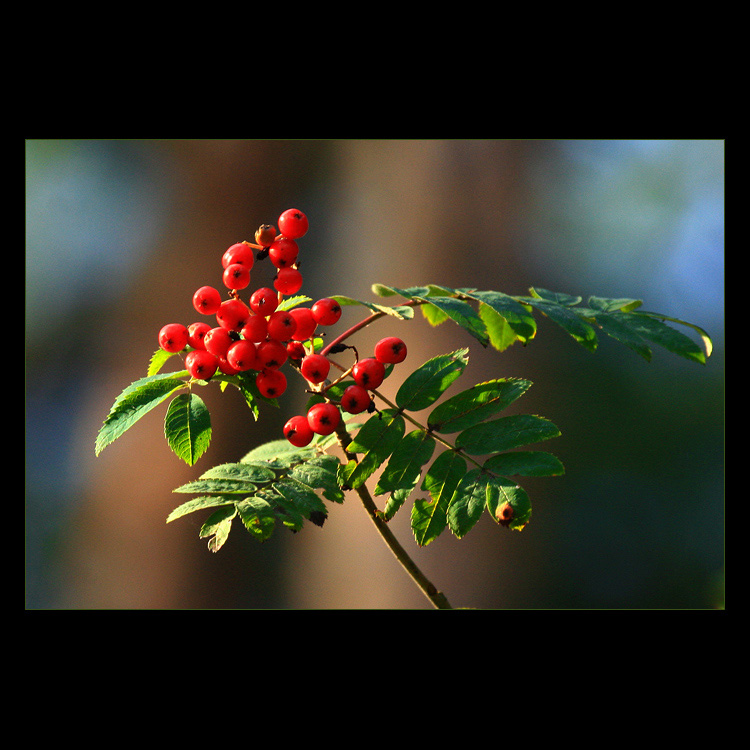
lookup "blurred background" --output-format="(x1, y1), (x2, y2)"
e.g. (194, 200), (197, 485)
(25, 139), (724, 609)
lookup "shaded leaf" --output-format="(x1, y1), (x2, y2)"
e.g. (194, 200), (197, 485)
(446, 468), (493, 538)
(455, 414), (561, 455)
(518, 292), (598, 351)
(396, 349), (469, 411)
(483, 450), (565, 477)
(427, 378), (532, 433)
(338, 409), (405, 489)
(236, 496), (277, 542)
(199, 505), (236, 552)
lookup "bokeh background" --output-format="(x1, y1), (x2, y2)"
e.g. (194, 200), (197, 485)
(25, 139), (724, 609)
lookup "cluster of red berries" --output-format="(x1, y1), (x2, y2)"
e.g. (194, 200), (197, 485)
(158, 208), (335, 399)
(156, 207), (409, 449)
(282, 334), (408, 447)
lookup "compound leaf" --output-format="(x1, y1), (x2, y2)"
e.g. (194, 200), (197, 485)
(427, 378), (533, 433)
(455, 414), (561, 455)
(396, 349), (469, 411)
(164, 392), (212, 465)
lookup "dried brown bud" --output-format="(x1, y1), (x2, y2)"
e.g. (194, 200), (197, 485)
(255, 224), (277, 248)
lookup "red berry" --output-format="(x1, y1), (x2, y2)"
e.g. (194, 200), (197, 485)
(185, 349), (218, 380)
(203, 326), (233, 358)
(222, 262), (251, 290)
(256, 339), (288, 369)
(274, 267), (303, 295)
(341, 384), (372, 414)
(300, 353), (330, 384)
(218, 355), (240, 375)
(286, 341), (306, 360)
(283, 415), (314, 447)
(222, 241), (255, 270)
(268, 237), (299, 268)
(352, 358), (385, 389)
(216, 298), (250, 331)
(374, 336), (407, 364)
(159, 323), (189, 353)
(193, 286), (222, 315)
(267, 310), (297, 341)
(241, 314), (268, 343)
(226, 339), (257, 371)
(254, 224), (277, 248)
(250, 287), (279, 316)
(311, 297), (342, 326)
(307, 401), (340, 435)
(278, 209), (309, 240)
(256, 368), (287, 398)
(187, 321), (212, 350)
(289, 307), (317, 341)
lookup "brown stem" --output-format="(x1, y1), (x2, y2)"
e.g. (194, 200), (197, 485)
(334, 421), (452, 610)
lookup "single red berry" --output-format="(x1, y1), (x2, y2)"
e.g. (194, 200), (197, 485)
(341, 384), (372, 414)
(193, 286), (223, 315)
(185, 349), (218, 380)
(159, 323), (189, 353)
(226, 339), (257, 371)
(268, 237), (299, 268)
(352, 358), (386, 389)
(311, 297), (342, 326)
(374, 336), (407, 364)
(221, 241), (255, 270)
(218, 355), (240, 375)
(300, 353), (331, 384)
(283, 414), (314, 447)
(187, 321), (212, 350)
(266, 310), (297, 341)
(241, 314), (268, 343)
(278, 208), (309, 240)
(255, 224), (277, 248)
(216, 298), (250, 331)
(286, 341), (306, 360)
(204, 326), (234, 358)
(255, 339), (288, 369)
(289, 307), (317, 341)
(307, 401), (341, 435)
(274, 267), (303, 295)
(249, 287), (279, 316)
(256, 368), (287, 398)
(222, 262), (251, 290)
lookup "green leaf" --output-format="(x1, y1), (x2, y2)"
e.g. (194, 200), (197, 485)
(331, 294), (415, 319)
(288, 454), (345, 504)
(484, 477), (532, 531)
(455, 414), (561, 455)
(239, 438), (318, 468)
(621, 311), (709, 364)
(582, 309), (653, 360)
(636, 311), (713, 360)
(201, 461), (277, 484)
(376, 430), (436, 495)
(236, 496), (277, 542)
(371, 284), (489, 346)
(272, 477), (328, 519)
(427, 378), (533, 433)
(166, 495), (237, 523)
(95, 373), (188, 456)
(164, 392), (212, 465)
(446, 468), (494, 538)
(458, 288), (537, 345)
(395, 349), (469, 411)
(477, 302), (521, 352)
(148, 348), (176, 376)
(586, 295), (643, 312)
(518, 292), (599, 351)
(483, 450), (565, 477)
(338, 409), (405, 489)
(277, 294), (312, 311)
(412, 449), (466, 546)
(199, 505), (237, 552)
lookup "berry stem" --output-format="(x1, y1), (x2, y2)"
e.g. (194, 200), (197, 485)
(319, 300), (423, 357)
(333, 420), (453, 610)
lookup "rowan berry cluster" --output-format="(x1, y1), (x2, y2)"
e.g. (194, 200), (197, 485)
(156, 207), (408, 448)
